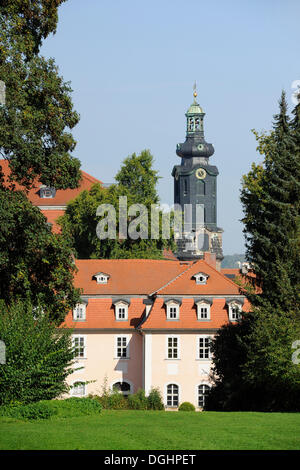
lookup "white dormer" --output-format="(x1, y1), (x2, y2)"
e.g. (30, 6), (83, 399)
(73, 303), (87, 321)
(165, 299), (181, 320)
(39, 185), (56, 198)
(193, 272), (209, 285)
(195, 299), (212, 320)
(113, 300), (130, 321)
(93, 272), (110, 284)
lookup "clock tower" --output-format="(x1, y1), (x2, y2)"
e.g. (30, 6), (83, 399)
(172, 86), (223, 268)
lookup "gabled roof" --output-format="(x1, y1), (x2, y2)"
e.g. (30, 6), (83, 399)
(0, 159), (102, 207)
(74, 259), (192, 295)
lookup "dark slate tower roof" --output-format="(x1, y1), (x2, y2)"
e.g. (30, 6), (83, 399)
(172, 85), (223, 265)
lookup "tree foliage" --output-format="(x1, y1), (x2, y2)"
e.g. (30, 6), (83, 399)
(0, 1), (81, 323)
(0, 0), (67, 58)
(59, 150), (176, 259)
(0, 188), (80, 324)
(0, 301), (76, 405)
(0, 7), (81, 190)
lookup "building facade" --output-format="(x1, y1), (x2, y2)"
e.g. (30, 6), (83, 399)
(63, 257), (249, 409)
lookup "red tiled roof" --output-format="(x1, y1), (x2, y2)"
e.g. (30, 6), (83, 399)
(154, 260), (242, 296)
(73, 259), (192, 295)
(63, 298), (145, 330)
(0, 159), (102, 207)
(41, 210), (64, 234)
(141, 298), (231, 330)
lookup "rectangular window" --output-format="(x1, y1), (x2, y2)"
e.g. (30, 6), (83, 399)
(118, 307), (126, 320)
(167, 304), (179, 320)
(73, 336), (85, 358)
(167, 337), (178, 359)
(116, 336), (129, 358)
(198, 336), (211, 360)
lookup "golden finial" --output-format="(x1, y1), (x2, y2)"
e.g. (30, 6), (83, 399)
(193, 81), (197, 101)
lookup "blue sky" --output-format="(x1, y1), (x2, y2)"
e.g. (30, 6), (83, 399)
(41, 0), (300, 255)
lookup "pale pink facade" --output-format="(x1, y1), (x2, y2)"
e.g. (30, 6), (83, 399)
(64, 258), (250, 409)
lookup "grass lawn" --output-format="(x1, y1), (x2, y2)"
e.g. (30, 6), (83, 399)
(0, 410), (299, 450)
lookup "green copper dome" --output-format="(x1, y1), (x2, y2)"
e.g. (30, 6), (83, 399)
(186, 100), (204, 115)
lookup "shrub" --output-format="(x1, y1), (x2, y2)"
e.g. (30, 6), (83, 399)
(178, 402), (195, 412)
(127, 389), (148, 410)
(0, 301), (75, 405)
(147, 387), (164, 410)
(107, 391), (128, 410)
(0, 401), (56, 420)
(0, 397), (102, 420)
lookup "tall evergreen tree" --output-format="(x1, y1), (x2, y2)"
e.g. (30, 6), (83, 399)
(207, 93), (300, 411)
(240, 92), (300, 313)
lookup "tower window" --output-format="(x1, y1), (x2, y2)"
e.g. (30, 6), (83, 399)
(188, 117), (194, 131)
(184, 179), (188, 196)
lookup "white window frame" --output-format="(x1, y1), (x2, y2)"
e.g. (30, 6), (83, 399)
(115, 301), (129, 321)
(193, 272), (209, 285)
(197, 335), (212, 360)
(115, 335), (130, 359)
(165, 383), (180, 408)
(72, 335), (86, 359)
(197, 383), (210, 408)
(73, 303), (86, 321)
(228, 302), (242, 321)
(71, 380), (86, 397)
(166, 335), (180, 359)
(196, 302), (211, 321)
(166, 301), (180, 320)
(94, 272), (110, 284)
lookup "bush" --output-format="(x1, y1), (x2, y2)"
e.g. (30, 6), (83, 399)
(0, 401), (56, 420)
(0, 301), (75, 405)
(147, 388), (164, 410)
(178, 402), (195, 412)
(127, 389), (148, 410)
(0, 397), (102, 420)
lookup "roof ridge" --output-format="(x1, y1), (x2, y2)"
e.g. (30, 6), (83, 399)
(80, 170), (102, 185)
(150, 261), (197, 296)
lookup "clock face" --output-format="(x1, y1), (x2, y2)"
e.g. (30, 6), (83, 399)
(195, 168), (207, 180)
(197, 144), (204, 151)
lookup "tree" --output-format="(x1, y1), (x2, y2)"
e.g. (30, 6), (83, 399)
(0, 2), (81, 322)
(0, 0), (67, 59)
(0, 187), (80, 325)
(240, 92), (300, 313)
(59, 150), (176, 259)
(0, 300), (76, 405)
(0, 10), (81, 190)
(207, 93), (300, 411)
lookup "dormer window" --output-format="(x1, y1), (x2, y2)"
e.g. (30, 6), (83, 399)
(165, 299), (181, 320)
(193, 272), (209, 285)
(226, 299), (244, 321)
(113, 300), (130, 321)
(73, 302), (87, 321)
(93, 272), (110, 284)
(195, 299), (212, 320)
(39, 186), (56, 198)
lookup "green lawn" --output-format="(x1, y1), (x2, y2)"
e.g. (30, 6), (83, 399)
(0, 410), (299, 450)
